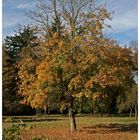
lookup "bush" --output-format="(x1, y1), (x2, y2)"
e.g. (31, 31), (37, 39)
(3, 122), (25, 140)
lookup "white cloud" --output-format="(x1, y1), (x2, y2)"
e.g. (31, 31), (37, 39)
(3, 0), (138, 41)
(104, 0), (138, 34)
(3, 13), (29, 28)
(108, 9), (137, 33)
(16, 1), (37, 9)
(17, 3), (32, 9)
(2, 1), (35, 33)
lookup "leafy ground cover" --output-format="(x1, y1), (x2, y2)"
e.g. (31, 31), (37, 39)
(3, 115), (137, 140)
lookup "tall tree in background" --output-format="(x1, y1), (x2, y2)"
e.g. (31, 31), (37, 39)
(4, 25), (37, 60)
(117, 41), (138, 120)
(2, 47), (17, 115)
(3, 26), (38, 115)
(2, 46), (35, 115)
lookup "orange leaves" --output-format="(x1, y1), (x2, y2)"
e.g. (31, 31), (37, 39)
(47, 32), (64, 49)
(84, 80), (93, 89)
(29, 88), (47, 109)
(92, 92), (101, 100)
(92, 72), (120, 88)
(17, 55), (48, 109)
(98, 7), (111, 21)
(83, 43), (134, 90)
(36, 61), (49, 81)
(85, 54), (97, 64)
(92, 92), (108, 101)
(53, 32), (59, 39)
(58, 41), (64, 48)
(68, 75), (83, 90)
(17, 21), (135, 111)
(61, 62), (72, 72)
(74, 91), (84, 98)
(96, 21), (102, 30)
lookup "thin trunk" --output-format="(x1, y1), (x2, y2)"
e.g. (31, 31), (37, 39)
(135, 104), (138, 121)
(100, 112), (103, 117)
(48, 107), (50, 115)
(43, 105), (46, 115)
(69, 109), (77, 132)
(129, 108), (132, 117)
(68, 95), (77, 132)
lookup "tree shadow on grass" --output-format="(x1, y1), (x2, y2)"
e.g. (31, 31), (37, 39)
(81, 123), (138, 134)
(23, 118), (64, 122)
(7, 118), (64, 123)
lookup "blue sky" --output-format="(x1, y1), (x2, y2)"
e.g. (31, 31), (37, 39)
(2, 0), (138, 46)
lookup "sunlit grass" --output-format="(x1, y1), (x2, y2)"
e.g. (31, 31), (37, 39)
(3, 115), (137, 140)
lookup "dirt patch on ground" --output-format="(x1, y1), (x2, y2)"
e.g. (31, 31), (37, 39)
(21, 123), (137, 140)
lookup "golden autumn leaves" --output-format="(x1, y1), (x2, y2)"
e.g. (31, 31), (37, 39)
(15, 1), (135, 111)
(17, 32), (134, 110)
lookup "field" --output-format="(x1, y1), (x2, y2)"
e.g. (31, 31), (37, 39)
(3, 115), (137, 140)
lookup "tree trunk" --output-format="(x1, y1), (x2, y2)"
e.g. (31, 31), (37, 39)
(100, 112), (103, 117)
(135, 104), (138, 121)
(48, 107), (50, 115)
(129, 108), (132, 117)
(69, 108), (77, 132)
(44, 105), (47, 115)
(68, 94), (77, 132)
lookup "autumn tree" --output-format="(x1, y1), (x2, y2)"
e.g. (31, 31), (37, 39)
(117, 41), (138, 120)
(17, 0), (136, 132)
(17, 35), (135, 132)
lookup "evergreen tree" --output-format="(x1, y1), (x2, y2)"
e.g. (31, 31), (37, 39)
(49, 16), (64, 37)
(4, 25), (37, 59)
(3, 26), (37, 115)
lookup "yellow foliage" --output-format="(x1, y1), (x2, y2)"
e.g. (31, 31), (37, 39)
(96, 22), (102, 30)
(53, 32), (59, 38)
(16, 12), (134, 110)
(68, 75), (83, 90)
(84, 80), (93, 89)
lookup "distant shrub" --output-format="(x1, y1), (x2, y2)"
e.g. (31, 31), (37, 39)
(4, 117), (14, 123)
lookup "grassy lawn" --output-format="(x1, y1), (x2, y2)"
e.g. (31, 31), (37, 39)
(3, 115), (138, 140)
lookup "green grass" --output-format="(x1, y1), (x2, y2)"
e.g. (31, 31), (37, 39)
(3, 115), (137, 128)
(3, 115), (138, 140)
